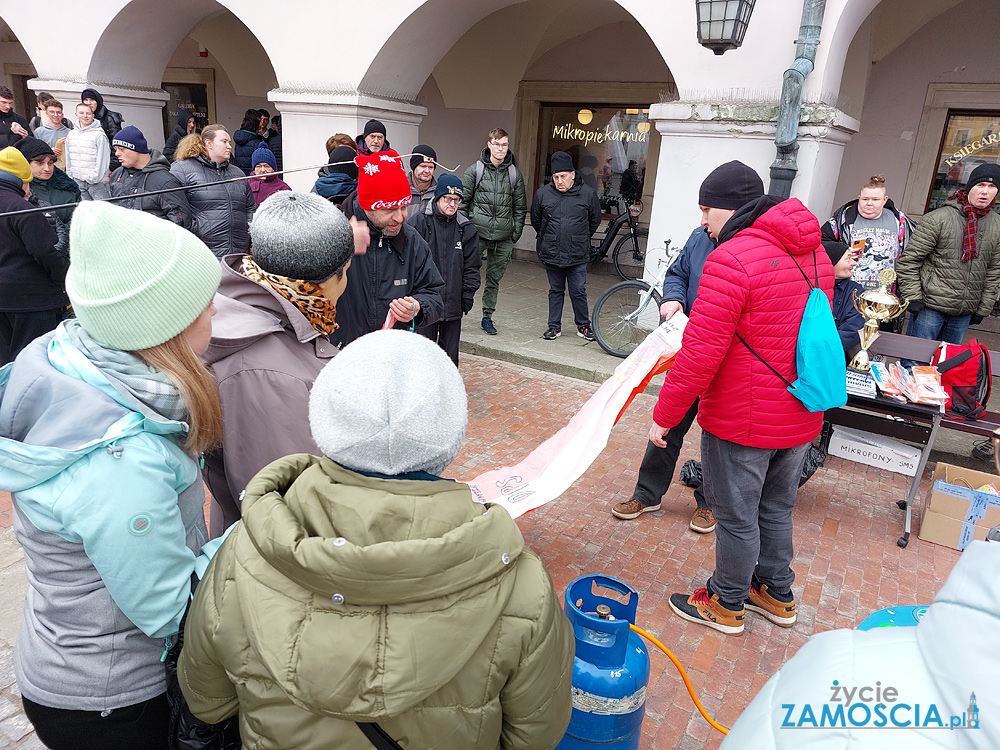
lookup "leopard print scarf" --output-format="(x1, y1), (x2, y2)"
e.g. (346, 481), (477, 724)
(240, 256), (338, 336)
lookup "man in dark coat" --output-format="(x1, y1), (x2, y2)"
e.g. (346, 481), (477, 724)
(110, 126), (192, 228)
(332, 149), (445, 349)
(81, 88), (124, 172)
(0, 147), (64, 365)
(407, 174), (480, 365)
(530, 151), (600, 341)
(0, 86), (30, 149)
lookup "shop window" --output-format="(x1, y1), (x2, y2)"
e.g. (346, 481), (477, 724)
(536, 104), (650, 216)
(927, 110), (1000, 212)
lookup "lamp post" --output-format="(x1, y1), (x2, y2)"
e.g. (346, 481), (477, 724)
(695, 0), (756, 55)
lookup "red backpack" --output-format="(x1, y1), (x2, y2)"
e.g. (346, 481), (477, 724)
(930, 339), (992, 420)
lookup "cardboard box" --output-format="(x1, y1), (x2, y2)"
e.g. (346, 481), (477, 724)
(828, 425), (921, 476)
(919, 463), (1000, 551)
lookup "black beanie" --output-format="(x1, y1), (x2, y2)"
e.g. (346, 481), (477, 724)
(822, 240), (850, 266)
(410, 144), (436, 171)
(698, 160), (765, 210)
(327, 146), (359, 180)
(363, 119), (386, 138)
(966, 163), (1000, 193)
(15, 137), (55, 162)
(550, 151), (574, 174)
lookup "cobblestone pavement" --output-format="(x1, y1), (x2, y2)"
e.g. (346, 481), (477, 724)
(0, 353), (962, 749)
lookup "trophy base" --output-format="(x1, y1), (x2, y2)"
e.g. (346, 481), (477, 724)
(848, 350), (871, 372)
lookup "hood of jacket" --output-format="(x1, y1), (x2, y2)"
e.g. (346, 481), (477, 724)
(314, 172), (356, 199)
(478, 146), (515, 170)
(175, 109), (193, 135)
(80, 88), (106, 118)
(202, 255), (323, 365)
(354, 135), (392, 156)
(0, 324), (187, 494)
(121, 150), (170, 176)
(74, 118), (103, 134)
(833, 196), (906, 227)
(233, 453), (526, 716)
(717, 195), (821, 260)
(233, 129), (260, 147)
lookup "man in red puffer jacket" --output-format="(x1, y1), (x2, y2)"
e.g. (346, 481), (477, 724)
(651, 161), (834, 636)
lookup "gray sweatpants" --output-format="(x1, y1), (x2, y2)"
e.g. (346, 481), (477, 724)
(701, 430), (810, 605)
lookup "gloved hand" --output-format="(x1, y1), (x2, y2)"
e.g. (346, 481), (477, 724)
(971, 314), (985, 325)
(907, 299), (924, 316)
(462, 296), (475, 315)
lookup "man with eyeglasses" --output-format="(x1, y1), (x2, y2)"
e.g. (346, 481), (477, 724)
(407, 174), (481, 365)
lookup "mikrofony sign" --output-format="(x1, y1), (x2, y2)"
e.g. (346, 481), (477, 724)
(461, 317), (685, 518)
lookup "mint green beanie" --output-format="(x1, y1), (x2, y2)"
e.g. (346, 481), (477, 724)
(66, 200), (221, 351)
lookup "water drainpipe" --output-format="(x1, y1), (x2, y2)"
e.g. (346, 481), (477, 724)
(768, 0), (828, 199)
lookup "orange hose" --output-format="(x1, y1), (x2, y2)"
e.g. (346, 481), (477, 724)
(630, 624), (729, 735)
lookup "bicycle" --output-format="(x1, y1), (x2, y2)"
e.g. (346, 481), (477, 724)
(590, 201), (649, 281)
(592, 240), (682, 358)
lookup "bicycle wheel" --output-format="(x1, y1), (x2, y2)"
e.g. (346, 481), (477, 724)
(593, 280), (661, 358)
(612, 232), (648, 280)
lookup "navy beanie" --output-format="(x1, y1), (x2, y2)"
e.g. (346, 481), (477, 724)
(698, 161), (764, 210)
(550, 151), (574, 174)
(435, 174), (464, 201)
(410, 144), (436, 172)
(363, 119), (386, 138)
(252, 142), (277, 171)
(111, 126), (149, 155)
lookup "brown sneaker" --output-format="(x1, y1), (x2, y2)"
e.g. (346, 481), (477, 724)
(689, 507), (716, 533)
(745, 580), (796, 627)
(669, 588), (745, 635)
(611, 497), (661, 520)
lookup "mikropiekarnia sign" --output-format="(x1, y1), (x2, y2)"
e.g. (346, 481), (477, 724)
(551, 122), (648, 146)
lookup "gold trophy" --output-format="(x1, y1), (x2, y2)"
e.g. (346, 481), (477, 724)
(848, 268), (908, 372)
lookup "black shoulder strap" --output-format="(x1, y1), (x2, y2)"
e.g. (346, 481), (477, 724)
(357, 723), (405, 750)
(735, 332), (795, 390)
(783, 249), (815, 289)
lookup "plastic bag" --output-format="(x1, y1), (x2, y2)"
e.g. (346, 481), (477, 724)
(799, 444), (826, 487)
(680, 459), (702, 488)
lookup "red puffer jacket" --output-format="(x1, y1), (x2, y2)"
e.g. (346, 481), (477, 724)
(653, 198), (833, 449)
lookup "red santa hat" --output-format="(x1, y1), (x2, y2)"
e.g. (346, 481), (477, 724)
(355, 150), (412, 211)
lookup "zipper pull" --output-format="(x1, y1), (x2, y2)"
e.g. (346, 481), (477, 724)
(161, 637), (171, 662)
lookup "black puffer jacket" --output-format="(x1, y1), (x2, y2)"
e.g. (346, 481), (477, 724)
(0, 180), (64, 312)
(0, 110), (29, 149)
(163, 109), (193, 162)
(80, 89), (123, 172)
(407, 200), (481, 320)
(170, 155), (254, 258)
(330, 196), (445, 348)
(110, 150), (192, 227)
(232, 130), (264, 176)
(530, 177), (601, 267)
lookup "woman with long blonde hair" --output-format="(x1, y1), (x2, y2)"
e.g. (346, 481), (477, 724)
(0, 200), (223, 748)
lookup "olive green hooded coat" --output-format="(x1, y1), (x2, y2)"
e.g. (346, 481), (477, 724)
(178, 455), (574, 750)
(895, 198), (1000, 317)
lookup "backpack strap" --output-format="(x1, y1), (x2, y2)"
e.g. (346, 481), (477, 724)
(508, 164), (517, 192)
(475, 160), (484, 188)
(735, 332), (795, 391)
(936, 348), (974, 374)
(357, 722), (405, 750)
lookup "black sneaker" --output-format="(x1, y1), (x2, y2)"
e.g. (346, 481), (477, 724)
(577, 326), (596, 341)
(542, 328), (561, 340)
(481, 317), (498, 335)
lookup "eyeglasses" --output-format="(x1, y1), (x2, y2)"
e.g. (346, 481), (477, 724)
(440, 195), (461, 205)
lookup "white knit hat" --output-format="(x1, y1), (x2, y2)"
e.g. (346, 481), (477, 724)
(308, 330), (468, 476)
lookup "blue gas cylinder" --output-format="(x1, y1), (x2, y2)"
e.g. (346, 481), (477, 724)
(556, 575), (650, 749)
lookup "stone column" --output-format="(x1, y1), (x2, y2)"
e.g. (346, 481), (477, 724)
(643, 101), (859, 280)
(267, 90), (427, 192)
(29, 80), (169, 149)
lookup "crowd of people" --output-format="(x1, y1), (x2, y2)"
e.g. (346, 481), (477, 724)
(0, 89), (998, 748)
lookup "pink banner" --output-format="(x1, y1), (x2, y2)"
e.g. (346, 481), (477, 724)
(461, 317), (687, 518)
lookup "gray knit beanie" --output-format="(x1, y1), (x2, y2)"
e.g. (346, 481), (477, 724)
(309, 329), (468, 476)
(249, 191), (353, 282)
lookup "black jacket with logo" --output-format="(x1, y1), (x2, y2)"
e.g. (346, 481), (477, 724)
(407, 201), (481, 320)
(111, 150), (192, 227)
(330, 196), (445, 348)
(530, 177), (601, 267)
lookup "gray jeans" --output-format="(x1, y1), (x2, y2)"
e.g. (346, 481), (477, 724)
(701, 430), (810, 605)
(76, 179), (110, 201)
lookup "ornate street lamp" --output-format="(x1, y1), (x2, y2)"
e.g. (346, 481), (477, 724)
(696, 0), (756, 55)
